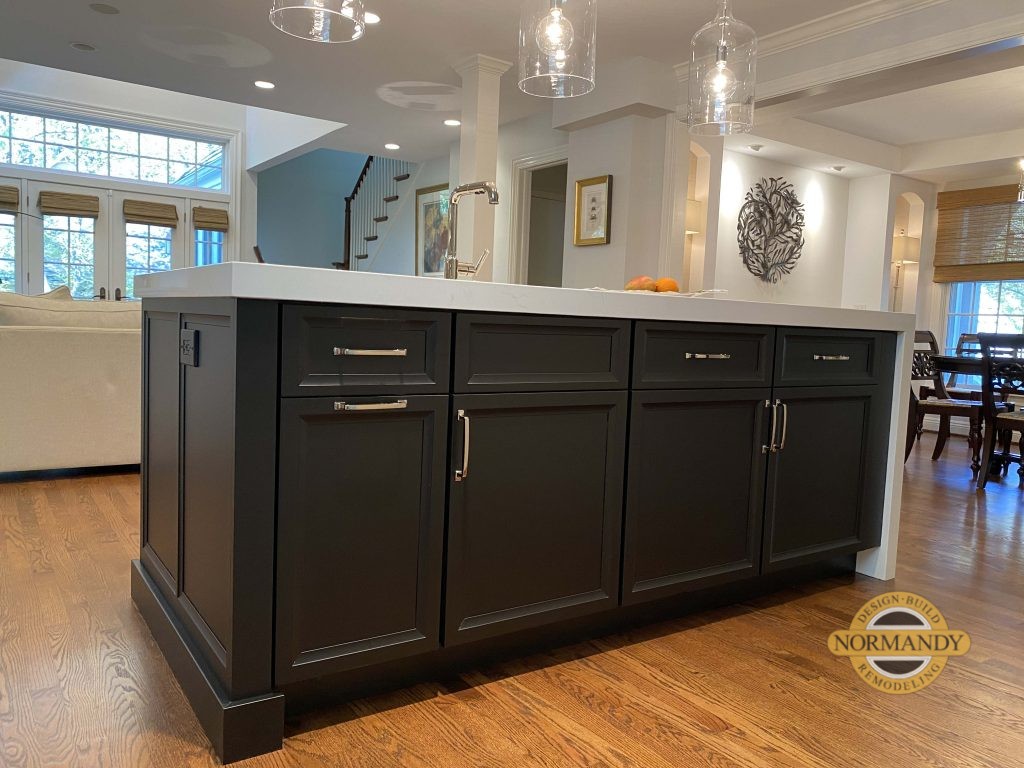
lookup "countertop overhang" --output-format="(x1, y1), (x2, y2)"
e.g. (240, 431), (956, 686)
(135, 262), (915, 334)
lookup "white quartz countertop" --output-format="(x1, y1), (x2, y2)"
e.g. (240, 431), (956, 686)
(135, 262), (915, 333)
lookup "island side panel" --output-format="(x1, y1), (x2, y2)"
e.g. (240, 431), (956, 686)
(135, 297), (284, 761)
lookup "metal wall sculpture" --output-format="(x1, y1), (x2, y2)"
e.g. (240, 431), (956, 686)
(737, 176), (805, 284)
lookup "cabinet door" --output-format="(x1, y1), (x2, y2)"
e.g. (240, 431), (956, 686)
(762, 386), (891, 572)
(445, 391), (627, 645)
(275, 395), (447, 683)
(622, 389), (771, 604)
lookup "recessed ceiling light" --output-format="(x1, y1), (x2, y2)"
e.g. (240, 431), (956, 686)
(254, 80), (276, 90)
(748, 144), (763, 152)
(365, 11), (381, 24)
(70, 42), (97, 52)
(384, 143), (400, 151)
(444, 119), (461, 127)
(89, 2), (120, 14)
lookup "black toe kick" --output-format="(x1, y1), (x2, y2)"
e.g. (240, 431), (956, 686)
(131, 561), (285, 764)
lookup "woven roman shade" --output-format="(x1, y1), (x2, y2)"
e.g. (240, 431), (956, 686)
(123, 199), (178, 228)
(934, 185), (1024, 283)
(192, 206), (229, 232)
(0, 185), (19, 212)
(37, 191), (100, 218)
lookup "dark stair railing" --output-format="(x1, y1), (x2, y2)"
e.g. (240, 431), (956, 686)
(343, 155), (415, 270)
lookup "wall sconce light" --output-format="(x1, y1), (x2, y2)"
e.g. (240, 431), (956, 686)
(685, 199), (703, 235)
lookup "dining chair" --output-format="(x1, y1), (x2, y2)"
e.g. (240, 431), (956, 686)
(977, 333), (1024, 489)
(911, 330), (984, 472)
(946, 332), (982, 395)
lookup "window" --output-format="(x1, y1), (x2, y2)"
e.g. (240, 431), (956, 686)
(0, 212), (15, 292)
(195, 229), (224, 266)
(42, 215), (96, 299)
(946, 280), (1024, 346)
(0, 108), (225, 191)
(125, 223), (173, 299)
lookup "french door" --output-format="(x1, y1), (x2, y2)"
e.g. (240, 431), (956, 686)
(25, 180), (111, 299)
(111, 190), (186, 299)
(0, 175), (21, 293)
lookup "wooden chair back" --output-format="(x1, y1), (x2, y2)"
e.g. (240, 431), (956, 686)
(912, 330), (948, 397)
(978, 333), (1024, 418)
(948, 332), (981, 388)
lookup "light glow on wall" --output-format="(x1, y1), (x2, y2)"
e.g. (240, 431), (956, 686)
(720, 159), (744, 219)
(803, 179), (824, 234)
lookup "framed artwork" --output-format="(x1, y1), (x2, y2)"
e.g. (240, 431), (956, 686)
(574, 174), (613, 246)
(416, 183), (451, 276)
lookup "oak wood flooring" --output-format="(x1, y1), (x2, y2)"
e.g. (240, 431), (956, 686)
(0, 434), (1021, 767)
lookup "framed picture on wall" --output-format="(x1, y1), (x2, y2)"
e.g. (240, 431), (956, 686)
(574, 175), (613, 246)
(416, 183), (451, 276)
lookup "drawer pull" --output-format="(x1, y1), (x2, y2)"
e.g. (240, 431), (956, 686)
(813, 354), (851, 362)
(455, 410), (470, 482)
(334, 400), (408, 412)
(685, 353), (732, 360)
(777, 400), (788, 451)
(763, 400), (776, 454)
(334, 347), (408, 357)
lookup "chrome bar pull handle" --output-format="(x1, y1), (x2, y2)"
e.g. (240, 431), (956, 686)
(685, 352), (732, 360)
(334, 347), (408, 357)
(455, 410), (470, 482)
(777, 400), (788, 451)
(813, 354), (851, 361)
(762, 399), (777, 454)
(334, 400), (408, 412)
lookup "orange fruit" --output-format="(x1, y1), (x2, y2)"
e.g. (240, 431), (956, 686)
(625, 275), (657, 291)
(654, 277), (679, 293)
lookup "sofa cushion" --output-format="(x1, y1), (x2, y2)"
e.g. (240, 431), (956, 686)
(39, 285), (74, 300)
(0, 291), (141, 329)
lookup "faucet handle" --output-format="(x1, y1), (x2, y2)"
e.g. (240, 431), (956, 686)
(457, 249), (491, 277)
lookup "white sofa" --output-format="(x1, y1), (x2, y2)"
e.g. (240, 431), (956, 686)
(0, 287), (141, 473)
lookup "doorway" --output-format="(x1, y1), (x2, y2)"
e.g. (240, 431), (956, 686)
(526, 162), (567, 287)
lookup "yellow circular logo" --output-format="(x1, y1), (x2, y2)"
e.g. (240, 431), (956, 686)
(828, 592), (970, 694)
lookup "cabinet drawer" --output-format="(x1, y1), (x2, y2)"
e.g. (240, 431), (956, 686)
(775, 328), (894, 387)
(282, 305), (451, 397)
(633, 322), (774, 389)
(454, 313), (629, 393)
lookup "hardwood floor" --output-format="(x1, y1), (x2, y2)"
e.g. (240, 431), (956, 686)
(1, 434), (1021, 767)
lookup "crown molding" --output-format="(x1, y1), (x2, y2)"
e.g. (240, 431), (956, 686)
(758, 15), (1024, 101)
(759, 0), (950, 57)
(453, 54), (513, 78)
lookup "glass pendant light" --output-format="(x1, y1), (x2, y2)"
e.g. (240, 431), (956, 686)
(687, 0), (757, 135)
(518, 0), (597, 99)
(270, 0), (366, 43)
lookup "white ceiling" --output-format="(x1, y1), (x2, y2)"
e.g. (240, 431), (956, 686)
(0, 0), (862, 160)
(802, 66), (1024, 147)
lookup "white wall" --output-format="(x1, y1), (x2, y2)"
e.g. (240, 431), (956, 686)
(561, 115), (668, 290)
(712, 150), (849, 307)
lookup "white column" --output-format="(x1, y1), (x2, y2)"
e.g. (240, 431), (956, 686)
(454, 54), (511, 283)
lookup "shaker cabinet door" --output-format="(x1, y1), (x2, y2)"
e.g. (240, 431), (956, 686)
(275, 395), (447, 683)
(444, 391), (627, 645)
(762, 385), (891, 572)
(622, 389), (771, 604)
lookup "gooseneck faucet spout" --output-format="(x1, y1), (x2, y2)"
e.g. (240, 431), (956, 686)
(443, 181), (500, 279)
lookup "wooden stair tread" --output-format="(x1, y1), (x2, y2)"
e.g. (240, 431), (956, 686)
(354, 254), (369, 260)
(364, 235), (378, 242)
(393, 173), (410, 182)
(373, 216), (389, 223)
(383, 195), (399, 203)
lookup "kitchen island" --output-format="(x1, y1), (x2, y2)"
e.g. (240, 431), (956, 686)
(133, 262), (914, 763)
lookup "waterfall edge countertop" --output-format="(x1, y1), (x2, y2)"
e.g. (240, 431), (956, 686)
(134, 262), (916, 334)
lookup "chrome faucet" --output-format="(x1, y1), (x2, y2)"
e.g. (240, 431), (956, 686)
(443, 181), (499, 279)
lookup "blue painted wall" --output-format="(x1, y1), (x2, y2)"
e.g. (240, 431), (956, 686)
(256, 148), (367, 267)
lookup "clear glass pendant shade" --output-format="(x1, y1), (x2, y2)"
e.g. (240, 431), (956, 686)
(686, 0), (756, 135)
(518, 0), (597, 99)
(269, 0), (366, 43)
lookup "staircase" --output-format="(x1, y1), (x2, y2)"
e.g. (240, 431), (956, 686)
(344, 156), (415, 270)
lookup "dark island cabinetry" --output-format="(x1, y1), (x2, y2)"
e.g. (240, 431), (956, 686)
(133, 300), (896, 763)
